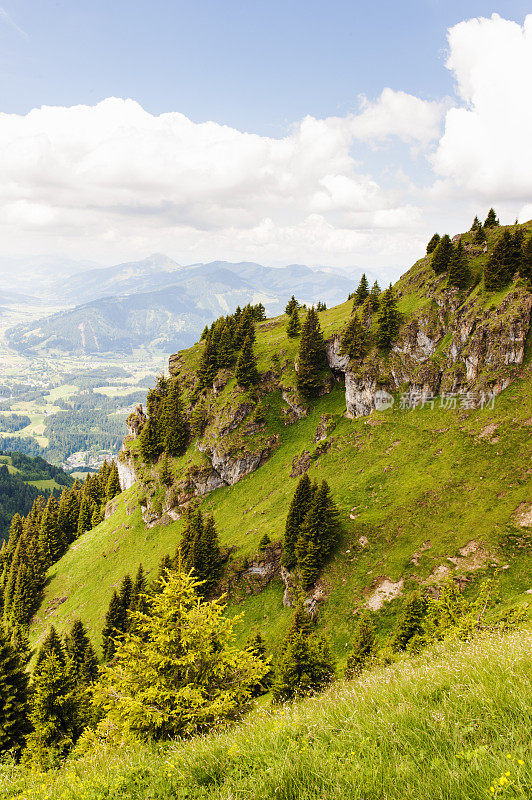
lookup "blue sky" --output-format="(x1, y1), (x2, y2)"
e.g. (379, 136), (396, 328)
(0, 2), (531, 276)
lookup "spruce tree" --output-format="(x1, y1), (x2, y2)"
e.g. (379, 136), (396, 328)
(39, 497), (61, 569)
(94, 569), (268, 739)
(285, 295), (298, 315)
(181, 507), (203, 566)
(245, 632), (274, 696)
(484, 207), (499, 228)
(296, 307), (327, 398)
(106, 463), (121, 500)
(470, 216), (481, 232)
(345, 612), (377, 677)
(64, 619), (99, 684)
(426, 233), (440, 254)
(447, 240), (470, 289)
(521, 233), (532, 285)
(234, 307), (256, 349)
(162, 377), (187, 456)
(235, 335), (259, 388)
(393, 591), (427, 651)
(130, 564), (148, 615)
(296, 481), (339, 590)
(138, 414), (162, 463)
(101, 590), (126, 661)
(484, 230), (514, 291)
(354, 274), (369, 306)
(286, 306), (301, 337)
(474, 223), (487, 245)
(282, 474), (315, 569)
(368, 281), (381, 312)
(376, 285), (402, 350)
(91, 506), (103, 528)
(0, 624), (30, 756)
(77, 496), (92, 538)
(339, 315), (372, 360)
(189, 400), (208, 438)
(159, 453), (172, 486)
(272, 609), (335, 702)
(197, 336), (218, 390)
(431, 234), (453, 274)
(217, 325), (235, 368)
(189, 513), (222, 596)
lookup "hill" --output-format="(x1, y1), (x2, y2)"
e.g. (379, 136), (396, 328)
(6, 259), (357, 356)
(0, 451), (73, 541)
(29, 219), (532, 660)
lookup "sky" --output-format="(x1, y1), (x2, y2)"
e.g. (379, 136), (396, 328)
(0, 1), (531, 279)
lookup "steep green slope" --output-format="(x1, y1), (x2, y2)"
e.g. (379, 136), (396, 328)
(32, 222), (532, 659)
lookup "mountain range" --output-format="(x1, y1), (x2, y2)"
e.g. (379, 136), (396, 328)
(5, 255), (366, 355)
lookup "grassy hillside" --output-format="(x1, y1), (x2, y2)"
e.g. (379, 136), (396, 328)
(3, 630), (531, 798)
(30, 239), (532, 661)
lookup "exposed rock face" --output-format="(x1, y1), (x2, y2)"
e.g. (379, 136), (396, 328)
(126, 405), (146, 438)
(290, 450), (312, 477)
(117, 450), (137, 491)
(281, 388), (307, 423)
(208, 437), (278, 486)
(327, 286), (532, 418)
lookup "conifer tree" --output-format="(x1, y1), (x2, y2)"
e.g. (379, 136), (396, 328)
(339, 315), (372, 360)
(34, 626), (65, 672)
(484, 229), (514, 290)
(354, 273), (369, 306)
(200, 325), (209, 341)
(189, 513), (222, 596)
(64, 619), (99, 684)
(106, 463), (121, 501)
(285, 295), (298, 315)
(91, 506), (103, 529)
(272, 607), (335, 702)
(159, 453), (172, 486)
(101, 591), (126, 661)
(235, 335), (259, 388)
(376, 285), (402, 350)
(296, 481), (339, 590)
(447, 240), (470, 289)
(470, 216), (481, 231)
(130, 564), (148, 616)
(77, 496), (92, 538)
(296, 307), (327, 397)
(234, 307), (256, 349)
(0, 624), (30, 756)
(521, 233), (532, 285)
(393, 591), (427, 651)
(180, 507), (203, 566)
(161, 377), (187, 456)
(217, 325), (235, 368)
(282, 474), (315, 569)
(474, 223), (487, 245)
(189, 399), (208, 438)
(138, 414), (162, 463)
(484, 207), (499, 228)
(94, 569), (268, 739)
(286, 306), (301, 337)
(345, 612), (377, 677)
(39, 497), (61, 568)
(368, 281), (381, 312)
(245, 632), (274, 696)
(431, 234), (453, 274)
(197, 336), (219, 390)
(426, 233), (440, 254)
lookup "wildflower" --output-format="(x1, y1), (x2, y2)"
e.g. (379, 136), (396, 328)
(518, 760), (524, 766)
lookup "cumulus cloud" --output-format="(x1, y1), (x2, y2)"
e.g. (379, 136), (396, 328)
(434, 14), (532, 201)
(351, 89), (447, 146)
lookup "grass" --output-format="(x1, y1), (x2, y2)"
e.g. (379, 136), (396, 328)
(2, 629), (531, 799)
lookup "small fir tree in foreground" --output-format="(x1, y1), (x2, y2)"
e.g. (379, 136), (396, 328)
(235, 335), (259, 388)
(286, 306), (301, 337)
(94, 569), (268, 739)
(282, 474), (315, 569)
(393, 591), (427, 651)
(296, 307), (327, 397)
(296, 480), (339, 590)
(368, 280), (381, 312)
(245, 632), (274, 696)
(345, 612), (377, 678)
(64, 619), (99, 684)
(353, 273), (369, 306)
(447, 240), (470, 289)
(285, 295), (298, 315)
(484, 207), (499, 228)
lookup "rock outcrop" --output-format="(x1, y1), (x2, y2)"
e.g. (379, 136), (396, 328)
(117, 448), (137, 491)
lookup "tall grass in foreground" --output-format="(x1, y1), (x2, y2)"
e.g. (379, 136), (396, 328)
(1, 630), (531, 799)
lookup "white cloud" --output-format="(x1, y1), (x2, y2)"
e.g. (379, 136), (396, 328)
(434, 14), (532, 201)
(350, 88), (447, 146)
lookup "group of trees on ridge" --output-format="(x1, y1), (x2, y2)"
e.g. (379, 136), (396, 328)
(427, 209), (532, 291)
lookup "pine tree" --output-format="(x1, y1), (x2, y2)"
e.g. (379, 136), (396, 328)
(345, 612), (377, 677)
(431, 234), (453, 274)
(138, 414), (162, 463)
(272, 609), (335, 702)
(282, 474), (315, 569)
(426, 233), (441, 254)
(296, 481), (339, 590)
(285, 295), (298, 315)
(339, 315), (372, 360)
(470, 216), (481, 232)
(286, 306), (301, 337)
(474, 224), (487, 245)
(64, 619), (99, 684)
(217, 325), (235, 368)
(181, 507), (204, 566)
(296, 307), (327, 398)
(189, 513), (222, 596)
(354, 274), (369, 306)
(130, 564), (148, 615)
(484, 208), (499, 228)
(484, 230), (514, 291)
(200, 325), (209, 341)
(161, 377), (187, 456)
(368, 281), (381, 312)
(101, 590), (126, 661)
(447, 240), (470, 289)
(189, 400), (208, 438)
(34, 626), (65, 672)
(197, 336), (218, 390)
(91, 506), (103, 528)
(39, 497), (61, 569)
(376, 285), (402, 350)
(94, 569), (268, 739)
(245, 632), (274, 696)
(106, 463), (121, 500)
(159, 453), (172, 486)
(77, 496), (92, 538)
(393, 591), (427, 651)
(234, 307), (256, 349)
(235, 335), (259, 388)
(521, 234), (532, 285)
(0, 624), (30, 756)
